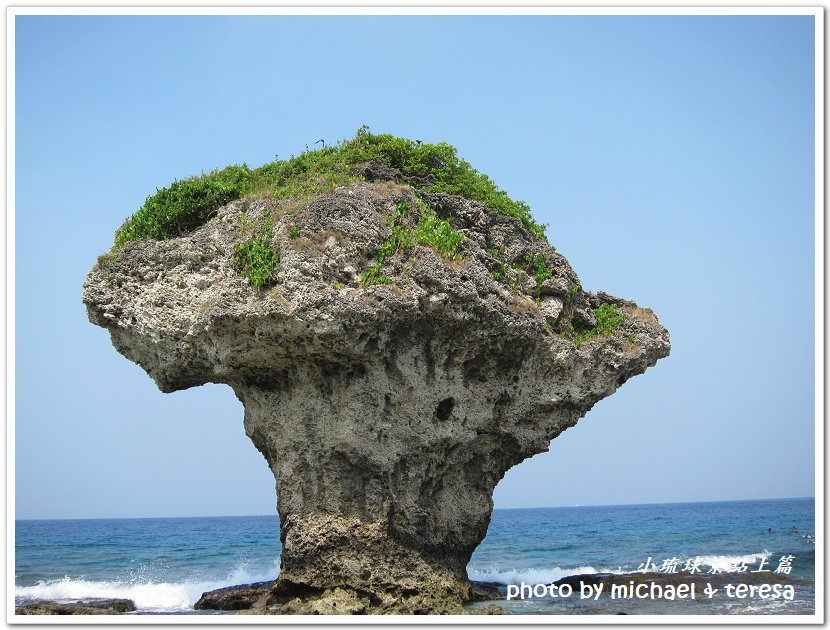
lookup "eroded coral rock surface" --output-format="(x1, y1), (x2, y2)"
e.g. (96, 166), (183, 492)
(83, 182), (670, 613)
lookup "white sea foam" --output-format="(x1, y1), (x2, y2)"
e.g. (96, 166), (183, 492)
(15, 561), (280, 613)
(468, 565), (602, 585)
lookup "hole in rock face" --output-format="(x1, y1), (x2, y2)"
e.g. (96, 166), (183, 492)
(435, 397), (455, 421)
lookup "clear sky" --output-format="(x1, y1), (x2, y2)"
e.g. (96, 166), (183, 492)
(14, 13), (816, 519)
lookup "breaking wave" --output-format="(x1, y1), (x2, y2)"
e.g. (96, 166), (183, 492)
(15, 561), (280, 613)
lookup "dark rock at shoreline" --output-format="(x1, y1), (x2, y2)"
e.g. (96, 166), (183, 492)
(469, 580), (506, 601)
(15, 598), (137, 615)
(194, 580), (276, 611)
(195, 579), (508, 615)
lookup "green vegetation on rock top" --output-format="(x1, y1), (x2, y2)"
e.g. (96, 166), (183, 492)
(113, 126), (548, 246)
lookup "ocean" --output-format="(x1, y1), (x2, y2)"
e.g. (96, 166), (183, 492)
(14, 497), (815, 616)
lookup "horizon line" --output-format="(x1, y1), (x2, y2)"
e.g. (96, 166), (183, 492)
(15, 495), (815, 522)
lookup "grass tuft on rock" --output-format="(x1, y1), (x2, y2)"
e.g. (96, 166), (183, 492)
(232, 225), (280, 289)
(361, 198), (467, 287)
(575, 303), (625, 343)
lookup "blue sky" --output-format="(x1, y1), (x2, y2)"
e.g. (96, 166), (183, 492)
(14, 14), (816, 519)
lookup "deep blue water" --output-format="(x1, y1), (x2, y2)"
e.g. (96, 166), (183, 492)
(15, 497), (815, 615)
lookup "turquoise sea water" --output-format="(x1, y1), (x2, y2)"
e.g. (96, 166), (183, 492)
(15, 497), (815, 615)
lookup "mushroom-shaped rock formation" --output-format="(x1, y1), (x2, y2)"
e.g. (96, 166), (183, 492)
(83, 131), (670, 614)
